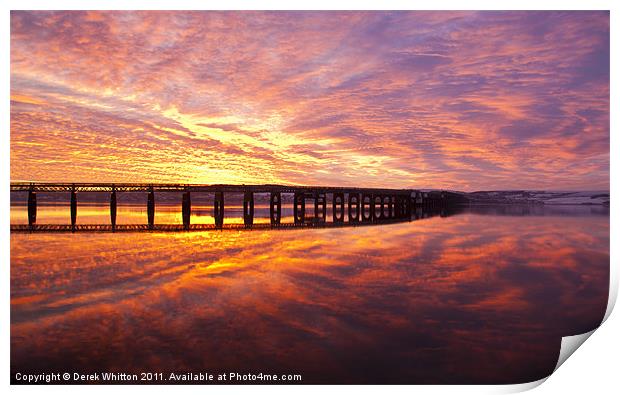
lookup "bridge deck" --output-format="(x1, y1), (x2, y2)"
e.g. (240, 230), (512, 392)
(10, 182), (415, 194)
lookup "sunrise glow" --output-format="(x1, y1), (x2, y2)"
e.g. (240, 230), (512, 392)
(10, 11), (609, 190)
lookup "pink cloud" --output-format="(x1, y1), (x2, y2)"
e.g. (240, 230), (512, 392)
(10, 11), (609, 190)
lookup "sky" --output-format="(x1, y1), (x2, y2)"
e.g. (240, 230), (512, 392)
(10, 11), (609, 191)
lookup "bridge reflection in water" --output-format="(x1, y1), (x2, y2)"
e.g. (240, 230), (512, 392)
(11, 182), (466, 233)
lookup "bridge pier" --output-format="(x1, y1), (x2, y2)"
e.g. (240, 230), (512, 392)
(182, 191), (191, 230)
(27, 189), (37, 226)
(348, 193), (360, 222)
(110, 187), (117, 231)
(403, 194), (410, 217)
(294, 192), (305, 224)
(361, 193), (372, 222)
(403, 195), (409, 218)
(393, 196), (398, 218)
(382, 195), (388, 218)
(373, 195), (382, 221)
(147, 187), (155, 229)
(396, 195), (404, 218)
(332, 192), (344, 223)
(386, 195), (394, 218)
(270, 192), (281, 226)
(406, 194), (413, 218)
(214, 191), (224, 228)
(70, 186), (77, 231)
(314, 191), (326, 223)
(393, 195), (400, 218)
(243, 191), (254, 228)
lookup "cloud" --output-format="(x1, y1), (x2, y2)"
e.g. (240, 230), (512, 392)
(10, 11), (609, 190)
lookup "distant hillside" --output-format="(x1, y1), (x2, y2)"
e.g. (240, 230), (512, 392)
(464, 190), (609, 206)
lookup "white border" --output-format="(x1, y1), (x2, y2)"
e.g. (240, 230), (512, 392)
(2, 1), (617, 394)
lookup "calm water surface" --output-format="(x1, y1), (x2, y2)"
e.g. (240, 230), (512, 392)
(10, 204), (609, 384)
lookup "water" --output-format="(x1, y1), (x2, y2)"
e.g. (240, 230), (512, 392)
(10, 204), (609, 384)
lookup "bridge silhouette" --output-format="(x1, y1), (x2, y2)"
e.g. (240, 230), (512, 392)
(10, 182), (463, 233)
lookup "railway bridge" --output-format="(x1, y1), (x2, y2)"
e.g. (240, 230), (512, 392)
(10, 182), (452, 232)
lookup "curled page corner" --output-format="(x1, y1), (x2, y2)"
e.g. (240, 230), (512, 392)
(501, 377), (549, 393)
(549, 272), (619, 374)
(500, 329), (598, 394)
(553, 329), (596, 373)
(603, 273), (618, 323)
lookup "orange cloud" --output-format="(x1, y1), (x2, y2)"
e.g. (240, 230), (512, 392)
(10, 11), (609, 190)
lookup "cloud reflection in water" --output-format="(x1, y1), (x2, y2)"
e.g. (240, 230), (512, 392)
(10, 208), (608, 383)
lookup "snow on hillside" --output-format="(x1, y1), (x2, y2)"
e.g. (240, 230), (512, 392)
(466, 190), (609, 206)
